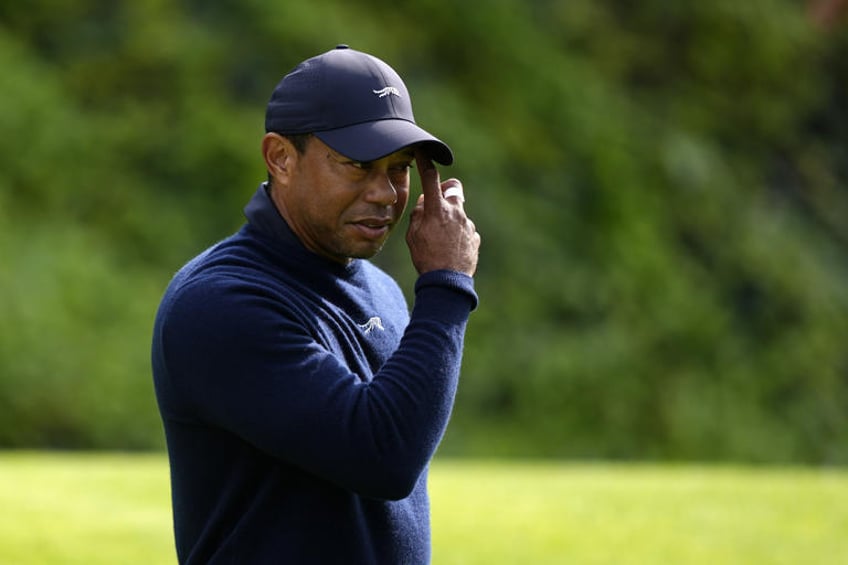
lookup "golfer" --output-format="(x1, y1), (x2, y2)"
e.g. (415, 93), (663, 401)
(151, 45), (480, 563)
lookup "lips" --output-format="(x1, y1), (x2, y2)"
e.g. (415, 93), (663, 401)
(351, 218), (392, 240)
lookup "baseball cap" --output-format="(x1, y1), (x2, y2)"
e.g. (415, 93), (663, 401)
(265, 45), (453, 165)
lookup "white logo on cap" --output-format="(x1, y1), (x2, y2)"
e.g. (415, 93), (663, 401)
(373, 87), (402, 98)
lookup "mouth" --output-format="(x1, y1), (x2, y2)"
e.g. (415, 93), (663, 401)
(351, 218), (392, 240)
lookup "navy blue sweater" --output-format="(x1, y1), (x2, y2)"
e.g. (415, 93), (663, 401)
(151, 184), (477, 564)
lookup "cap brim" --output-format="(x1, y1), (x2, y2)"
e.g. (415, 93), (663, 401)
(315, 119), (453, 166)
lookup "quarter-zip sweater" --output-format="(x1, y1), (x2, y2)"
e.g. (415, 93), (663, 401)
(151, 184), (477, 564)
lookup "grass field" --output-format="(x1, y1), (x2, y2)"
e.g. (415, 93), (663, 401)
(0, 452), (846, 564)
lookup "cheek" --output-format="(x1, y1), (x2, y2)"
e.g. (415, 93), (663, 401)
(305, 173), (355, 220)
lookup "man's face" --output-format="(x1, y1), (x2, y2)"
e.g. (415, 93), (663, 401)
(274, 137), (413, 263)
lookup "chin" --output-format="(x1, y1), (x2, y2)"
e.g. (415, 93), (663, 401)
(349, 242), (388, 260)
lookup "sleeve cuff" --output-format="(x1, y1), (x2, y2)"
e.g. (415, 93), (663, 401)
(414, 270), (479, 312)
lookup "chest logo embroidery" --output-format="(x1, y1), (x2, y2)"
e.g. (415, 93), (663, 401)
(359, 316), (385, 334)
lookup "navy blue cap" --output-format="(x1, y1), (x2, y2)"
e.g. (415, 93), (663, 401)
(265, 45), (453, 165)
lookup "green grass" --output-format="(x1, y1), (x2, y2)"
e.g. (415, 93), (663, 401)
(0, 453), (846, 564)
(431, 461), (848, 564)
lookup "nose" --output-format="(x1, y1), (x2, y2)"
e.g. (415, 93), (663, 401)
(364, 171), (398, 206)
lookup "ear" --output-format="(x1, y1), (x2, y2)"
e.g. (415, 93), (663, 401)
(262, 133), (297, 187)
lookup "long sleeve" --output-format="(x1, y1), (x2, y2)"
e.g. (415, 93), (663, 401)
(155, 268), (475, 500)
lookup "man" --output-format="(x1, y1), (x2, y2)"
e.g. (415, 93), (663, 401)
(151, 45), (480, 564)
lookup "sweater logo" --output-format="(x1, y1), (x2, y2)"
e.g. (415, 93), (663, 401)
(359, 316), (385, 334)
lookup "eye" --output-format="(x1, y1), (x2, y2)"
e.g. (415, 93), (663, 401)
(390, 162), (414, 173)
(326, 151), (370, 171)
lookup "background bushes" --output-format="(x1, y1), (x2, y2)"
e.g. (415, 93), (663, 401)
(1, 0), (846, 463)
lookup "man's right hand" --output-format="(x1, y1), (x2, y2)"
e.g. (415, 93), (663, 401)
(406, 154), (481, 276)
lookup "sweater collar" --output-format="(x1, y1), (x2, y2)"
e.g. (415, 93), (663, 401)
(243, 183), (362, 278)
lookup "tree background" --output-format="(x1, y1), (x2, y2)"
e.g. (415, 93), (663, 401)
(1, 0), (846, 464)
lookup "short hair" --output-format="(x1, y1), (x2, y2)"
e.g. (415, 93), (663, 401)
(282, 132), (312, 154)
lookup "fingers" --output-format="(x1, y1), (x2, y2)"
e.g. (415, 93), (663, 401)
(442, 179), (465, 204)
(415, 150), (466, 215)
(415, 152), (443, 214)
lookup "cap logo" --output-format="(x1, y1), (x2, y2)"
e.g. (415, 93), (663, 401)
(373, 86), (402, 98)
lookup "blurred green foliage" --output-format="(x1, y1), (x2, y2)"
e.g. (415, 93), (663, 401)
(1, 0), (846, 463)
